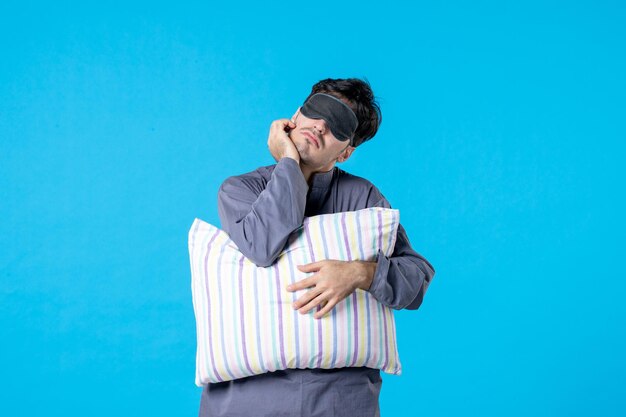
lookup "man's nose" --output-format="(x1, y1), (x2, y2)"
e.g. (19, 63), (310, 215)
(313, 120), (326, 135)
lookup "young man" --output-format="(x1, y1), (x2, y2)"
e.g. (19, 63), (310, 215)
(199, 78), (435, 417)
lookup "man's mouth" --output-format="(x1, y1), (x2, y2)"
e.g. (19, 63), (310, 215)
(302, 131), (319, 148)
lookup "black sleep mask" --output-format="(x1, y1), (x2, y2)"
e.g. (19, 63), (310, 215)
(299, 93), (359, 145)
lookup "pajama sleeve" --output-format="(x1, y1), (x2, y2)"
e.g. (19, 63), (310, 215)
(366, 195), (436, 311)
(217, 157), (309, 267)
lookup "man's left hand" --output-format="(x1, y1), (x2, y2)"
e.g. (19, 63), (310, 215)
(286, 260), (377, 320)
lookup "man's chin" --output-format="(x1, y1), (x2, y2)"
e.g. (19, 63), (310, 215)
(293, 145), (309, 161)
(298, 157), (312, 166)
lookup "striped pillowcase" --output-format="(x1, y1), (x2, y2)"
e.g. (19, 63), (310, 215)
(188, 207), (402, 386)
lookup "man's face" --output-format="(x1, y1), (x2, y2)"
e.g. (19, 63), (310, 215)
(288, 106), (355, 171)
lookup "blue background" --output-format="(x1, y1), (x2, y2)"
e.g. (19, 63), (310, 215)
(1, 1), (624, 416)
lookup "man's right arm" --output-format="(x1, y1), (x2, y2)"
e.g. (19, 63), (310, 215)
(217, 157), (309, 267)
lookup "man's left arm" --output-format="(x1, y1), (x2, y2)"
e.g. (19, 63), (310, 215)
(364, 222), (435, 310)
(289, 189), (435, 316)
(290, 223), (435, 316)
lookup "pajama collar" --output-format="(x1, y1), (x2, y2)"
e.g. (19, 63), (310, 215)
(309, 166), (336, 189)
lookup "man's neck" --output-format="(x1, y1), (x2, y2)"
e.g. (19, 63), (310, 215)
(299, 162), (335, 186)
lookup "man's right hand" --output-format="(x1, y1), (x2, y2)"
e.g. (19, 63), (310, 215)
(268, 119), (300, 163)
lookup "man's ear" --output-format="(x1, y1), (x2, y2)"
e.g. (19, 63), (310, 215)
(337, 146), (355, 163)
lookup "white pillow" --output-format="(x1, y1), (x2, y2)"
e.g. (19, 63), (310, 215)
(188, 207), (402, 385)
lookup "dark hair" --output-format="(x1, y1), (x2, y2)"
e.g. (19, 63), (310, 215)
(305, 77), (382, 148)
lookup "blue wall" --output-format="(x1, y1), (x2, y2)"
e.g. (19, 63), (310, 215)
(1, 1), (624, 415)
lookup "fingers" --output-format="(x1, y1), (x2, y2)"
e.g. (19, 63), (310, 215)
(293, 287), (322, 313)
(271, 118), (296, 132)
(267, 118), (300, 162)
(287, 263), (325, 291)
(286, 276), (315, 292)
(290, 282), (342, 319)
(314, 299), (337, 320)
(268, 120), (294, 143)
(295, 290), (326, 315)
(297, 261), (322, 273)
(296, 292), (338, 320)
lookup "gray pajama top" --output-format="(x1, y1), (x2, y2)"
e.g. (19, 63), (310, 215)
(199, 157), (435, 417)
